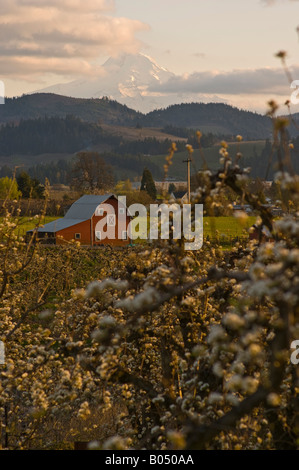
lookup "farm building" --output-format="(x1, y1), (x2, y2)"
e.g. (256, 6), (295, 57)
(170, 191), (188, 203)
(27, 194), (132, 246)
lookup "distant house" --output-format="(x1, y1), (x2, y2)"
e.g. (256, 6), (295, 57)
(155, 181), (187, 193)
(233, 204), (253, 214)
(27, 194), (131, 247)
(131, 182), (141, 190)
(170, 191), (188, 203)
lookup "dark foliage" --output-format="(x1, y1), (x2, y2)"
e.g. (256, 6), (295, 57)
(143, 103), (273, 140)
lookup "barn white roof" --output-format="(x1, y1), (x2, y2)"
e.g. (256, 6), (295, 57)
(28, 194), (115, 233)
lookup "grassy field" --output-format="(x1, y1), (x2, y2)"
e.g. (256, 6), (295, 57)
(100, 123), (188, 142)
(132, 215), (256, 245)
(6, 216), (60, 237)
(203, 215), (256, 241)
(7, 215), (256, 246)
(151, 141), (265, 180)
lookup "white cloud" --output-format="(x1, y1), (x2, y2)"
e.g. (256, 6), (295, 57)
(0, 0), (149, 79)
(149, 66), (299, 96)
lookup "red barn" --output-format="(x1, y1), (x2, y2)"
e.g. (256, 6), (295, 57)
(28, 194), (132, 247)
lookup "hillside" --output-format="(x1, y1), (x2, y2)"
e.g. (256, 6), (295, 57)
(99, 123), (187, 142)
(0, 93), (141, 126)
(151, 141), (267, 179)
(0, 93), (285, 184)
(0, 94), (275, 140)
(141, 103), (273, 140)
(288, 112), (299, 136)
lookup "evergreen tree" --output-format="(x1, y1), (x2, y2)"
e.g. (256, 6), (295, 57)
(168, 183), (176, 194)
(140, 168), (157, 200)
(17, 171), (45, 199)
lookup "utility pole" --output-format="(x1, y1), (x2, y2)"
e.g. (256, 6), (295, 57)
(183, 158), (191, 203)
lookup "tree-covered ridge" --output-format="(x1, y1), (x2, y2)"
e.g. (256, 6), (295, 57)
(0, 93), (142, 126)
(0, 93), (282, 139)
(0, 115), (187, 157)
(242, 137), (299, 179)
(0, 151), (162, 186)
(143, 103), (273, 139)
(0, 115), (102, 155)
(0, 113), (240, 158)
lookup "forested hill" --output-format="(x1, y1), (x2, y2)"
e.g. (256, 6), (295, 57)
(0, 93), (279, 140)
(289, 112), (299, 136)
(141, 103), (273, 140)
(0, 93), (142, 126)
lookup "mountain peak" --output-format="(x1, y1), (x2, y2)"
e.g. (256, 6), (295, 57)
(102, 52), (174, 85)
(33, 53), (224, 113)
(103, 52), (168, 70)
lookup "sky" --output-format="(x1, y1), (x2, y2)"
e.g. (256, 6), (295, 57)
(1, 0), (299, 113)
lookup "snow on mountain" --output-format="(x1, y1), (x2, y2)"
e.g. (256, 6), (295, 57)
(35, 53), (225, 113)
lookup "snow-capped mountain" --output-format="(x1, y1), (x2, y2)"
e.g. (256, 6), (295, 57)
(35, 53), (224, 113)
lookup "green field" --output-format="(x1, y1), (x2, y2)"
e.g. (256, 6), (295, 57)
(7, 215), (256, 247)
(203, 215), (256, 241)
(4, 216), (60, 237)
(132, 215), (256, 246)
